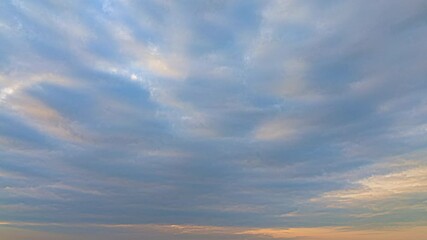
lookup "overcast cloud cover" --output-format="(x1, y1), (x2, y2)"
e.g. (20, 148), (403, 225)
(1, 0), (427, 239)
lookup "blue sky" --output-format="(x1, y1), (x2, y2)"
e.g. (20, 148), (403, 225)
(1, 0), (427, 239)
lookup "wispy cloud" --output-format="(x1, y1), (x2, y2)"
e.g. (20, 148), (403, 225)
(1, 222), (427, 240)
(321, 165), (427, 203)
(1, 0), (427, 238)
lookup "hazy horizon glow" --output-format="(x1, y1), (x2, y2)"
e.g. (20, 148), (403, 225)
(1, 0), (427, 239)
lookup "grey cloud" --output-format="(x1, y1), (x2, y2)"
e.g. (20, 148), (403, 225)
(1, 0), (427, 237)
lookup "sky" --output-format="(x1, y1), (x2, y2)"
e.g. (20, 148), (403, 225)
(1, 0), (427, 239)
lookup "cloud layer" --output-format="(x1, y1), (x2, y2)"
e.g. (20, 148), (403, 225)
(1, 0), (427, 239)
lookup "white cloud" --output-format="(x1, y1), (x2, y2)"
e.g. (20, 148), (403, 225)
(320, 164), (427, 204)
(253, 118), (302, 141)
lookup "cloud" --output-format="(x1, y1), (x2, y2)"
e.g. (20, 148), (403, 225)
(1, 0), (427, 238)
(1, 222), (427, 240)
(321, 165), (427, 203)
